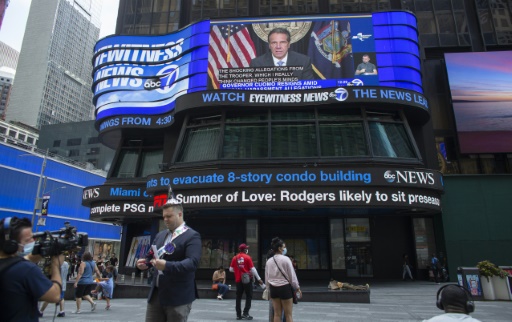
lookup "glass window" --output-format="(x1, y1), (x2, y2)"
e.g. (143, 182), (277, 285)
(479, 155), (497, 174)
(319, 122), (367, 157)
(178, 126), (221, 162)
(437, 13), (456, 33)
(433, 0), (450, 10)
(417, 11), (438, 34)
(87, 147), (100, 155)
(272, 110), (314, 121)
(223, 124), (268, 159)
(112, 150), (139, 178)
(318, 109), (361, 120)
(246, 219), (259, 269)
(345, 218), (372, 277)
(88, 137), (100, 144)
(454, 12), (469, 33)
(178, 107), (418, 163)
(271, 123), (317, 157)
(330, 218), (345, 269)
(369, 122), (416, 158)
(140, 149), (163, 177)
(413, 218), (436, 269)
(226, 111), (267, 122)
(199, 238), (238, 269)
(67, 138), (82, 146)
(345, 218), (370, 242)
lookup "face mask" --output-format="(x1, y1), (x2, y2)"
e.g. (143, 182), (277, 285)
(19, 241), (35, 256)
(282, 247), (287, 256)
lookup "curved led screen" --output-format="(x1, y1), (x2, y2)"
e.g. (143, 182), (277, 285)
(92, 11), (422, 125)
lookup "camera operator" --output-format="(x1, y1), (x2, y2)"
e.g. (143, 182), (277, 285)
(0, 217), (64, 322)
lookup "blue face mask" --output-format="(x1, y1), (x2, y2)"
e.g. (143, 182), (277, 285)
(282, 247), (287, 256)
(19, 241), (35, 256)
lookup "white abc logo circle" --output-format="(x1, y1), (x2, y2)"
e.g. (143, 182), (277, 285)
(155, 65), (179, 94)
(334, 88), (349, 101)
(384, 170), (395, 183)
(144, 79), (161, 90)
(351, 79), (363, 86)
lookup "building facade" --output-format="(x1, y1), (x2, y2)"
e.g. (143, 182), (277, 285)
(83, 0), (512, 280)
(0, 140), (121, 261)
(0, 119), (38, 147)
(0, 41), (19, 70)
(0, 68), (13, 119)
(5, 0), (102, 129)
(37, 120), (116, 173)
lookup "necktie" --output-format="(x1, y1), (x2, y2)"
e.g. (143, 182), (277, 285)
(277, 61), (284, 66)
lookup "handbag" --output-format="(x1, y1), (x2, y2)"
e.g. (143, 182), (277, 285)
(241, 273), (251, 284)
(212, 283), (219, 290)
(272, 257), (298, 304)
(262, 288), (269, 300)
(239, 256), (252, 284)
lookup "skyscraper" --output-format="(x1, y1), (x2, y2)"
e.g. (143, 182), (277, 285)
(6, 0), (102, 129)
(0, 41), (18, 70)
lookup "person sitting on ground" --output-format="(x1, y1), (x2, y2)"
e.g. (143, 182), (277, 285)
(423, 284), (481, 321)
(212, 265), (229, 300)
(328, 278), (369, 290)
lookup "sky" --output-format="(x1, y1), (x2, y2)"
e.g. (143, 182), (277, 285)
(0, 0), (119, 52)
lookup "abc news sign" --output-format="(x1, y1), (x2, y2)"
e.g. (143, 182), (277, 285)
(82, 167), (442, 203)
(144, 167), (443, 193)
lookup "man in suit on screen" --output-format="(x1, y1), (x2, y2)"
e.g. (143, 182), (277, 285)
(250, 27), (314, 80)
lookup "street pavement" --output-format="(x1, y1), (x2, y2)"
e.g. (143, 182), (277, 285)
(39, 281), (512, 322)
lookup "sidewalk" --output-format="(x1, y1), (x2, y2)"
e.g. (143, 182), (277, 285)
(40, 281), (512, 321)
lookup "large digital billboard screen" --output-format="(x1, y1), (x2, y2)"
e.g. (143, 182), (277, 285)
(208, 15), (377, 90)
(92, 12), (422, 125)
(445, 51), (512, 154)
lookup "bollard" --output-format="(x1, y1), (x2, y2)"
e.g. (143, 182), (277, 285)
(140, 271), (144, 284)
(131, 272), (135, 284)
(120, 274), (125, 284)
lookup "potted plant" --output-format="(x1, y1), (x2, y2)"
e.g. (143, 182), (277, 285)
(477, 260), (510, 300)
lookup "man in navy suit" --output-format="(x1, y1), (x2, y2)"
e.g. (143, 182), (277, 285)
(250, 27), (314, 80)
(137, 202), (201, 322)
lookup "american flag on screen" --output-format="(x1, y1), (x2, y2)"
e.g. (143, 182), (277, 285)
(208, 24), (256, 89)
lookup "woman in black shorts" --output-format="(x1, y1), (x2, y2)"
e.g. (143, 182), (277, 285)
(265, 237), (301, 322)
(73, 251), (102, 314)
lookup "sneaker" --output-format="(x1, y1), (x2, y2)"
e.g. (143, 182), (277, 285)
(242, 314), (253, 320)
(105, 305), (111, 310)
(217, 295), (223, 300)
(91, 302), (97, 311)
(57, 312), (65, 317)
(72, 310), (81, 314)
(366, 283), (370, 290)
(236, 317), (243, 320)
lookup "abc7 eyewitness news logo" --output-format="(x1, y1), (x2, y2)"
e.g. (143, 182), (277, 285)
(143, 65), (179, 92)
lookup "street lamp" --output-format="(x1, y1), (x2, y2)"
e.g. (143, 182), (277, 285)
(43, 185), (67, 195)
(18, 149), (50, 229)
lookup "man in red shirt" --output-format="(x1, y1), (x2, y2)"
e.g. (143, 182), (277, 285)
(230, 243), (263, 320)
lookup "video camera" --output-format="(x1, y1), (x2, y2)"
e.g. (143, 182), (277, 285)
(32, 225), (88, 257)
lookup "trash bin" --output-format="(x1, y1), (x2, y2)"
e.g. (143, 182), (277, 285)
(458, 267), (484, 301)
